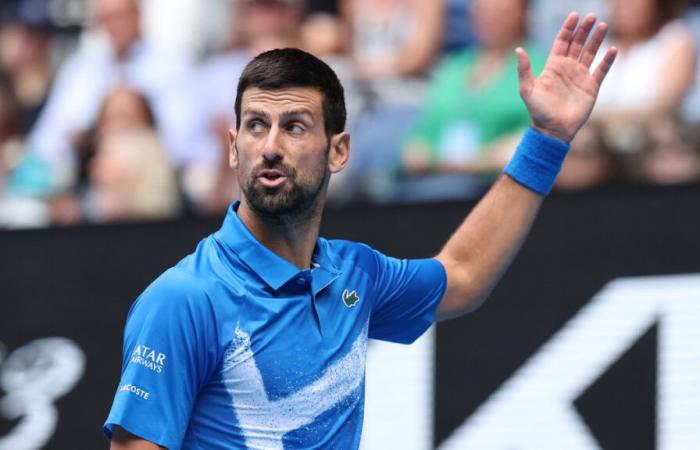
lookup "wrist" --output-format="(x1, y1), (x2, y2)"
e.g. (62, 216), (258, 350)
(504, 126), (570, 196)
(530, 123), (573, 144)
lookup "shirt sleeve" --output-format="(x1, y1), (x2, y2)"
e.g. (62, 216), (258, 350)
(366, 247), (447, 344)
(104, 268), (219, 449)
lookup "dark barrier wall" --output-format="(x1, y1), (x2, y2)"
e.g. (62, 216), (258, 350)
(1, 185), (700, 449)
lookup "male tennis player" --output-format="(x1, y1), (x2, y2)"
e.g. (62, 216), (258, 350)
(105, 12), (616, 450)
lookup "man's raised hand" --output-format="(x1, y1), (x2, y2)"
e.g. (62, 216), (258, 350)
(516, 12), (617, 143)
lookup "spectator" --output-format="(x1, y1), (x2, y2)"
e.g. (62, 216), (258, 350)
(640, 116), (700, 185)
(0, 75), (51, 229)
(400, 0), (546, 185)
(527, 0), (608, 51)
(585, 0), (696, 184)
(555, 123), (621, 191)
(141, 0), (210, 57)
(301, 10), (343, 57)
(51, 86), (171, 225)
(25, 0), (210, 193)
(442, 0), (475, 53)
(680, 0), (700, 123)
(94, 86), (156, 137)
(85, 130), (182, 223)
(0, 0), (58, 135)
(324, 0), (445, 202)
(0, 78), (23, 188)
(593, 0), (695, 118)
(340, 0), (445, 80)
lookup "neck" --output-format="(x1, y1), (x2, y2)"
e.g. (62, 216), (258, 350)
(114, 35), (140, 61)
(237, 198), (324, 270)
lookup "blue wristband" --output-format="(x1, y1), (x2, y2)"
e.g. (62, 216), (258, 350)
(504, 126), (570, 196)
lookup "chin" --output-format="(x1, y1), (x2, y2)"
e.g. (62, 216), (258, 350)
(248, 189), (305, 215)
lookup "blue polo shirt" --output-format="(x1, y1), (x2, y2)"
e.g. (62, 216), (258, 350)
(104, 202), (447, 449)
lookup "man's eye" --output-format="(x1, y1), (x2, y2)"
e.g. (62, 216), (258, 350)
(288, 124), (305, 134)
(248, 121), (265, 133)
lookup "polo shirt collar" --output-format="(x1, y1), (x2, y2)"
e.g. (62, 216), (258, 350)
(215, 201), (341, 291)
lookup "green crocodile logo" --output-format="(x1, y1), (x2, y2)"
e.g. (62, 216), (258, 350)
(342, 289), (360, 308)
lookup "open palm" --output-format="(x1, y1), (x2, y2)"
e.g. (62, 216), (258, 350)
(517, 13), (617, 143)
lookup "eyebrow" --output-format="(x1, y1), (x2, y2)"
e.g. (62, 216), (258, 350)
(280, 108), (314, 120)
(241, 107), (314, 121)
(241, 108), (270, 120)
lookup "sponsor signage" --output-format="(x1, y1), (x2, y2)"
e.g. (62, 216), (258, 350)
(1, 185), (699, 449)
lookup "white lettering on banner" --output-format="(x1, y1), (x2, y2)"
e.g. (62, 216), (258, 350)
(0, 337), (86, 450)
(360, 328), (434, 450)
(130, 344), (166, 373)
(439, 274), (700, 450)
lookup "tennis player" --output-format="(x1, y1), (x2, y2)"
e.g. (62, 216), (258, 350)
(105, 12), (616, 450)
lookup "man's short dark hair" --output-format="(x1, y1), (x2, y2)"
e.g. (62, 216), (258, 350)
(234, 48), (347, 137)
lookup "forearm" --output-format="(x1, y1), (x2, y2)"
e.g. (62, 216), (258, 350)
(110, 426), (162, 450)
(435, 128), (569, 316)
(436, 175), (542, 316)
(433, 12), (616, 317)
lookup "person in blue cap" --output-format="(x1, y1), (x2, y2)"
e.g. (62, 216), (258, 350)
(105, 12), (617, 450)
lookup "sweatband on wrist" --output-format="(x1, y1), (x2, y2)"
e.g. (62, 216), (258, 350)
(504, 126), (570, 196)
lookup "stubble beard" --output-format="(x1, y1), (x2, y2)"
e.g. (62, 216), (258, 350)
(238, 143), (331, 223)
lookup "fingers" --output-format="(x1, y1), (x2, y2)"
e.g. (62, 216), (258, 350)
(567, 13), (597, 59)
(516, 47), (534, 97)
(580, 22), (609, 68)
(551, 12), (580, 57)
(592, 47), (618, 86)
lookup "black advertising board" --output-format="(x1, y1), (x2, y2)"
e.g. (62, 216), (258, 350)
(1, 185), (699, 450)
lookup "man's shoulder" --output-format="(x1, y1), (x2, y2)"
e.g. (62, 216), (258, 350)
(137, 266), (212, 310)
(134, 237), (211, 297)
(123, 235), (251, 335)
(325, 237), (371, 255)
(323, 238), (383, 276)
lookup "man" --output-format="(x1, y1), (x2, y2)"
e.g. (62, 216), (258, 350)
(105, 12), (616, 450)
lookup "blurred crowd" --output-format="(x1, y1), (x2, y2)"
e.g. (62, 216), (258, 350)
(1, 0), (700, 227)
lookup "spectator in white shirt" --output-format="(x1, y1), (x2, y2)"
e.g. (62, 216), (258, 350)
(25, 0), (212, 193)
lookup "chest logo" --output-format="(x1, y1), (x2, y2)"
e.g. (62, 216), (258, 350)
(342, 289), (360, 308)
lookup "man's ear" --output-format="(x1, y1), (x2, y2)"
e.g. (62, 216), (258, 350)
(328, 131), (350, 174)
(228, 128), (238, 169)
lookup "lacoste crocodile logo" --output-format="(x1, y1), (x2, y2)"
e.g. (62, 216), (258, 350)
(342, 289), (360, 308)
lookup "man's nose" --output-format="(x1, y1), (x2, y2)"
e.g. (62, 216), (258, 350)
(261, 126), (285, 162)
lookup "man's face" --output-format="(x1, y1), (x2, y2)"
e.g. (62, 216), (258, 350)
(94, 0), (140, 55)
(230, 86), (347, 217)
(243, 0), (301, 42)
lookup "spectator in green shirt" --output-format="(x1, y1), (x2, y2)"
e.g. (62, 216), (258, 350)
(402, 0), (547, 176)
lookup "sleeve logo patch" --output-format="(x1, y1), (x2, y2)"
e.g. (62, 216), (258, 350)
(342, 289), (360, 308)
(119, 383), (150, 400)
(130, 344), (166, 373)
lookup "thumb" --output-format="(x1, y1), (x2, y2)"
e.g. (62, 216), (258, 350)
(516, 47), (534, 99)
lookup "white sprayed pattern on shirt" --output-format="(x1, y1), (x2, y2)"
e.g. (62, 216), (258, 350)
(221, 323), (368, 449)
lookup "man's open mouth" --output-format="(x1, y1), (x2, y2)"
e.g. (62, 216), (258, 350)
(257, 169), (288, 188)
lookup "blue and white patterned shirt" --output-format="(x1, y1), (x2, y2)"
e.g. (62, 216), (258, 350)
(104, 202), (446, 449)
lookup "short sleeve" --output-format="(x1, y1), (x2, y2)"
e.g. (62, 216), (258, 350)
(104, 268), (219, 449)
(367, 248), (447, 344)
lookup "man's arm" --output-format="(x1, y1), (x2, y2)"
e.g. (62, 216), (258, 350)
(110, 426), (162, 450)
(436, 12), (617, 316)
